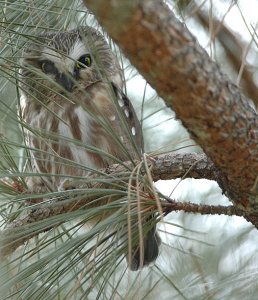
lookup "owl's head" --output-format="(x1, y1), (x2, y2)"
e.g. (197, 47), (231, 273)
(20, 27), (123, 102)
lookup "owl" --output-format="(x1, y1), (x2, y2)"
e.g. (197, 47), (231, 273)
(19, 26), (160, 271)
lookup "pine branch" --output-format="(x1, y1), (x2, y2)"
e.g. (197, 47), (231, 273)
(162, 199), (247, 218)
(0, 199), (247, 257)
(0, 152), (246, 256)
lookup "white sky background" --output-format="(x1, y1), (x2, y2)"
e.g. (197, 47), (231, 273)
(217, 0), (257, 40)
(123, 0), (258, 278)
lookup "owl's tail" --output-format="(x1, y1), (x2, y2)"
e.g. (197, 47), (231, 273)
(128, 223), (161, 271)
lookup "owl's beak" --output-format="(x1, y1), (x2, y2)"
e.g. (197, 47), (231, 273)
(57, 73), (74, 92)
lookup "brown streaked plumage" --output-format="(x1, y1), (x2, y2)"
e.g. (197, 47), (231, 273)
(19, 26), (160, 271)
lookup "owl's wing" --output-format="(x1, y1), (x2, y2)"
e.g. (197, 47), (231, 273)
(111, 83), (143, 160)
(111, 84), (160, 270)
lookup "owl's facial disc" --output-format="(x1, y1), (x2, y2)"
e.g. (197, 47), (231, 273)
(40, 50), (94, 92)
(38, 35), (121, 93)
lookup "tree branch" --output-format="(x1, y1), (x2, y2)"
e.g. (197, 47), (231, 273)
(150, 152), (221, 181)
(108, 152), (228, 193)
(0, 152), (247, 256)
(0, 197), (247, 257)
(163, 200), (247, 218)
(83, 0), (258, 226)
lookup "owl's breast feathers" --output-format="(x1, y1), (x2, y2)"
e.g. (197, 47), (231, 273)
(21, 82), (142, 183)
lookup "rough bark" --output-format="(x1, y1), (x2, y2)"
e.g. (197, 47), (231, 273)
(151, 153), (221, 182)
(83, 0), (258, 226)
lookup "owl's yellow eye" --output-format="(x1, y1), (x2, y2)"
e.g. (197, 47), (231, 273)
(76, 54), (92, 69)
(40, 60), (56, 74)
(41, 62), (45, 72)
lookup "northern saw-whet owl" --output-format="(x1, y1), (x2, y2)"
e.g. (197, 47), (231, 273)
(19, 26), (160, 271)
